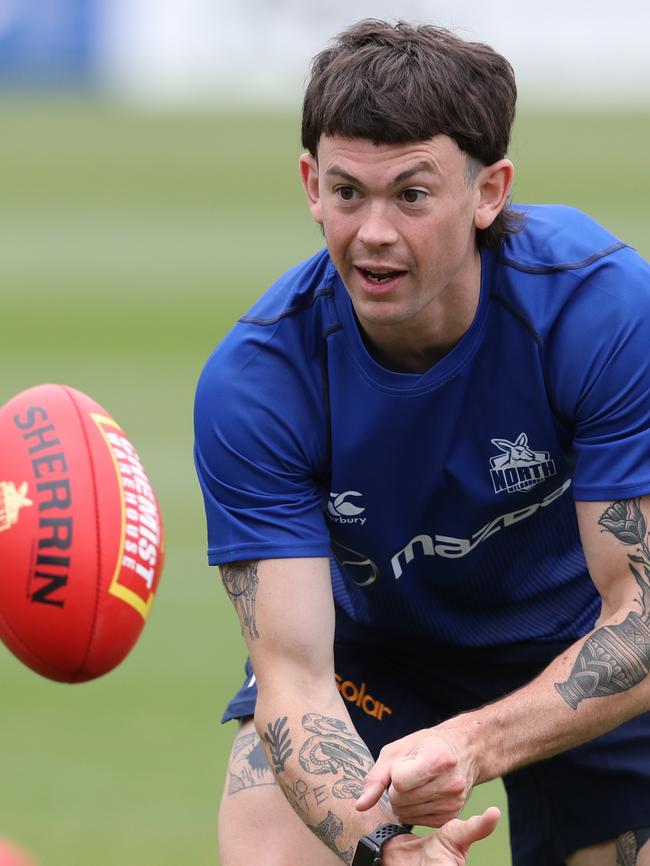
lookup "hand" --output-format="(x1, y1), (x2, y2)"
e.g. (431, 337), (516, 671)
(423, 807), (501, 865)
(355, 727), (478, 826)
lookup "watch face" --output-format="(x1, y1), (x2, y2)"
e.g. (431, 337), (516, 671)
(352, 837), (381, 866)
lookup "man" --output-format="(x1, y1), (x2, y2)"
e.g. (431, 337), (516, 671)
(194, 19), (650, 866)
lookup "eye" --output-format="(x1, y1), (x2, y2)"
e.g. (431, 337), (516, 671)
(400, 188), (428, 205)
(335, 185), (359, 202)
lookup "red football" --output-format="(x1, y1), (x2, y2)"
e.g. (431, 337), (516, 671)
(0, 384), (164, 682)
(0, 838), (40, 866)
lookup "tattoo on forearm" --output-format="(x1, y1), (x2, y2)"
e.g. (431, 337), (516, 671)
(308, 810), (355, 865)
(555, 499), (650, 710)
(616, 831), (637, 865)
(279, 777), (331, 818)
(220, 560), (260, 640)
(227, 732), (275, 795)
(617, 828), (650, 864)
(299, 713), (374, 799)
(267, 714), (378, 864)
(264, 716), (293, 774)
(285, 778), (313, 815)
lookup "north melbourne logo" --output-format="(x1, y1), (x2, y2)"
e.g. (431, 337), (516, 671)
(489, 433), (557, 494)
(328, 491), (366, 525)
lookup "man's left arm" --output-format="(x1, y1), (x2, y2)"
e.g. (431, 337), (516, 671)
(357, 495), (650, 827)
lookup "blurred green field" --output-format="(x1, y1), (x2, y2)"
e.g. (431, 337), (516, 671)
(1, 99), (649, 866)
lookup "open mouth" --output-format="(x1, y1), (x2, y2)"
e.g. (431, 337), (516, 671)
(358, 267), (406, 284)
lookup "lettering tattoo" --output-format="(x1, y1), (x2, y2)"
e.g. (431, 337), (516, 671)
(299, 713), (374, 800)
(219, 560), (260, 640)
(227, 732), (275, 795)
(309, 810), (354, 865)
(285, 778), (313, 814)
(264, 716), (293, 774)
(556, 499), (650, 710)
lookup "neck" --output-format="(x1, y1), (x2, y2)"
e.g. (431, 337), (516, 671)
(362, 334), (462, 373)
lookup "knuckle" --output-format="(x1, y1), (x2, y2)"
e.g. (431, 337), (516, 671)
(445, 776), (467, 796)
(437, 750), (458, 771)
(450, 797), (465, 815)
(424, 752), (454, 775)
(390, 775), (410, 795)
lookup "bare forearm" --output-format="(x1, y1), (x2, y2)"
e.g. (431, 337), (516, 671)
(444, 605), (650, 785)
(450, 499), (650, 783)
(219, 556), (399, 862)
(255, 697), (399, 864)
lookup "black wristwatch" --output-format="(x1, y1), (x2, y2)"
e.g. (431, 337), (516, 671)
(352, 823), (411, 866)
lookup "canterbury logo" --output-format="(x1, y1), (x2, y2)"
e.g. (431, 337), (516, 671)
(0, 481), (33, 533)
(489, 433), (557, 494)
(335, 675), (392, 720)
(327, 491), (366, 525)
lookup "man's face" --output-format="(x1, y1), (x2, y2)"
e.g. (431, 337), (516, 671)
(300, 134), (492, 344)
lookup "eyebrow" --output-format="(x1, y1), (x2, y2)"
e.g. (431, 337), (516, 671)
(325, 160), (439, 186)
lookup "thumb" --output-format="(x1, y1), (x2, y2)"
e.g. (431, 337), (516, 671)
(355, 765), (392, 812)
(437, 807), (501, 851)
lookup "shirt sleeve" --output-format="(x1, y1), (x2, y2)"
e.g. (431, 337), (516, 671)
(546, 246), (650, 500)
(193, 324), (332, 564)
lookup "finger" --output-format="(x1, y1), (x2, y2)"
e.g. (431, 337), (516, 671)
(393, 803), (462, 829)
(389, 771), (466, 808)
(354, 764), (393, 811)
(390, 746), (457, 794)
(463, 806), (501, 842)
(354, 780), (387, 811)
(391, 788), (466, 827)
(438, 807), (501, 849)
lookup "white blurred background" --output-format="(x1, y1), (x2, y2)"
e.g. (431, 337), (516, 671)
(1, 0), (649, 108)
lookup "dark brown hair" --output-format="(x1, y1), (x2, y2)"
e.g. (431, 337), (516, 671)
(302, 19), (521, 249)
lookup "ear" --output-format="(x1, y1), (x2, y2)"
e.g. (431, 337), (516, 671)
(299, 152), (323, 225)
(474, 159), (514, 231)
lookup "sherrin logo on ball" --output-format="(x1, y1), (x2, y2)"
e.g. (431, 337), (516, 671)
(0, 384), (165, 683)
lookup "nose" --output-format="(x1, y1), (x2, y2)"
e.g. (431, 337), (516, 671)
(356, 202), (399, 249)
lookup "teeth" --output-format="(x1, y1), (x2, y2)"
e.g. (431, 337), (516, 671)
(363, 269), (394, 283)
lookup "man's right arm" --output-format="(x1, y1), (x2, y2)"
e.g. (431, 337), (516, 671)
(219, 555), (404, 864)
(220, 555), (501, 865)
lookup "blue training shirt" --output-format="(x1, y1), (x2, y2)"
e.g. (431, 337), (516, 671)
(194, 205), (650, 648)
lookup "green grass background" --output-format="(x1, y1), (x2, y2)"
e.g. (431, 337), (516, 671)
(1, 101), (649, 865)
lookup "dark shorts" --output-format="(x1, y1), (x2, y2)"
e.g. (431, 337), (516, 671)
(222, 612), (650, 866)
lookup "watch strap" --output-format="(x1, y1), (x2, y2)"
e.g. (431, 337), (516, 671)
(365, 824), (410, 847)
(352, 823), (411, 865)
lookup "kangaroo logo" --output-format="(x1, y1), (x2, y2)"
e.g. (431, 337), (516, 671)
(489, 433), (557, 494)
